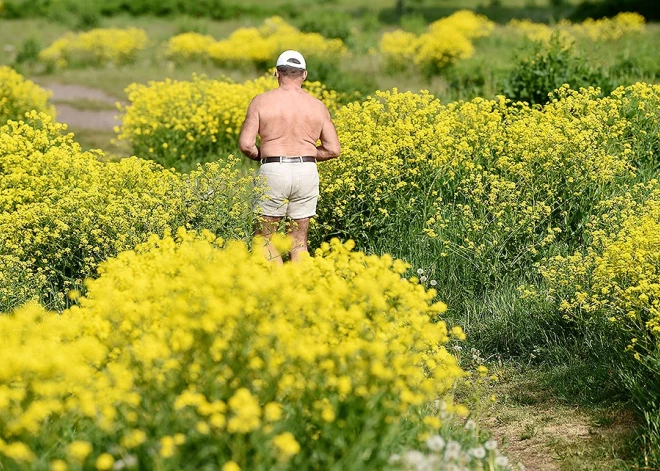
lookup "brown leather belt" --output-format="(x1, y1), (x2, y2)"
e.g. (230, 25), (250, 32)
(260, 156), (316, 164)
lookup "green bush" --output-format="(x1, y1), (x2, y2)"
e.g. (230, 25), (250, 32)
(503, 34), (613, 105)
(296, 10), (353, 42)
(306, 59), (376, 98)
(13, 37), (41, 66)
(0, 0), (298, 21)
(571, 0), (660, 22)
(174, 15), (210, 35)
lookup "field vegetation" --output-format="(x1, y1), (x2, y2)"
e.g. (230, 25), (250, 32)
(1, 0), (660, 469)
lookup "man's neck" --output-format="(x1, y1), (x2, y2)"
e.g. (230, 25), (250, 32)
(278, 80), (303, 90)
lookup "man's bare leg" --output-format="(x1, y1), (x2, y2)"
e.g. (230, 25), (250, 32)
(256, 215), (284, 264)
(288, 218), (310, 262)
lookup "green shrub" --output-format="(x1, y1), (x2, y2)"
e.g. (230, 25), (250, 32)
(400, 12), (427, 34)
(13, 37), (41, 66)
(296, 10), (353, 42)
(503, 34), (613, 105)
(0, 0), (297, 20)
(306, 59), (376, 98)
(174, 15), (210, 35)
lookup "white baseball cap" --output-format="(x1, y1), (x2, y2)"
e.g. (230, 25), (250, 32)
(276, 50), (306, 70)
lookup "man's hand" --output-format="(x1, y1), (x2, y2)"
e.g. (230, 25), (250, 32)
(316, 108), (341, 162)
(239, 98), (261, 160)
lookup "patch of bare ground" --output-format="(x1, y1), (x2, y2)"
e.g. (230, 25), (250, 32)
(34, 80), (126, 132)
(480, 374), (637, 471)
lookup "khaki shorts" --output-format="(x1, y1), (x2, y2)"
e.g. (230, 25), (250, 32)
(256, 161), (319, 219)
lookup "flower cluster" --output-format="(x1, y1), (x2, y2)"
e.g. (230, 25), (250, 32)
(164, 32), (216, 63)
(0, 232), (468, 469)
(538, 179), (660, 352)
(0, 112), (258, 311)
(313, 83), (660, 293)
(380, 10), (493, 74)
(573, 11), (646, 41)
(392, 436), (510, 470)
(428, 9), (495, 39)
(506, 19), (569, 43)
(533, 177), (660, 443)
(165, 17), (347, 68)
(0, 66), (54, 125)
(38, 28), (149, 69)
(507, 12), (645, 43)
(117, 74), (342, 168)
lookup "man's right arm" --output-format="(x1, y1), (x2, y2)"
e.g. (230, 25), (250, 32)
(238, 98), (261, 161)
(316, 108), (340, 162)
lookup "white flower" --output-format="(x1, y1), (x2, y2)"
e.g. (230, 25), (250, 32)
(484, 439), (498, 450)
(417, 268), (424, 275)
(113, 455), (137, 470)
(388, 453), (401, 464)
(464, 419), (477, 430)
(402, 450), (426, 466)
(469, 446), (486, 459)
(419, 455), (442, 471)
(430, 279), (437, 286)
(426, 435), (445, 452)
(495, 455), (509, 467)
(420, 275), (428, 282)
(444, 440), (461, 461)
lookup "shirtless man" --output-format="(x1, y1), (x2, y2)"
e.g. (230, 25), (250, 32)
(238, 50), (341, 263)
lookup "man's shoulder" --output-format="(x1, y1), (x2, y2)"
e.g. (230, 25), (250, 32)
(301, 91), (328, 109)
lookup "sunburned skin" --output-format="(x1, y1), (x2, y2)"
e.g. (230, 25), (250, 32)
(238, 82), (340, 161)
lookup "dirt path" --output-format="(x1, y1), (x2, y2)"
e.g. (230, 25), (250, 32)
(39, 82), (119, 104)
(35, 81), (124, 131)
(51, 103), (119, 130)
(478, 373), (636, 471)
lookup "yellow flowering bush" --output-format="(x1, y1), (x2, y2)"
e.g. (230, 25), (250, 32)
(539, 182), (660, 343)
(164, 17), (347, 68)
(0, 232), (469, 470)
(379, 30), (419, 70)
(314, 83), (660, 294)
(38, 28), (149, 69)
(535, 180), (660, 459)
(117, 74), (342, 168)
(0, 66), (54, 125)
(507, 12), (645, 43)
(165, 32), (216, 63)
(0, 112), (259, 311)
(506, 19), (567, 43)
(574, 12), (646, 41)
(428, 9), (494, 39)
(379, 10), (491, 75)
(414, 28), (475, 75)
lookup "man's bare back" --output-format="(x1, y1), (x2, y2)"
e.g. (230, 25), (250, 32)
(238, 84), (339, 161)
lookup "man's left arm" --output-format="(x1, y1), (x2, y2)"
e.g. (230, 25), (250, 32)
(239, 98), (260, 160)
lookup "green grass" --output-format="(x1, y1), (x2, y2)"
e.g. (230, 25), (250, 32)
(35, 62), (256, 100)
(69, 127), (131, 158)
(52, 97), (117, 111)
